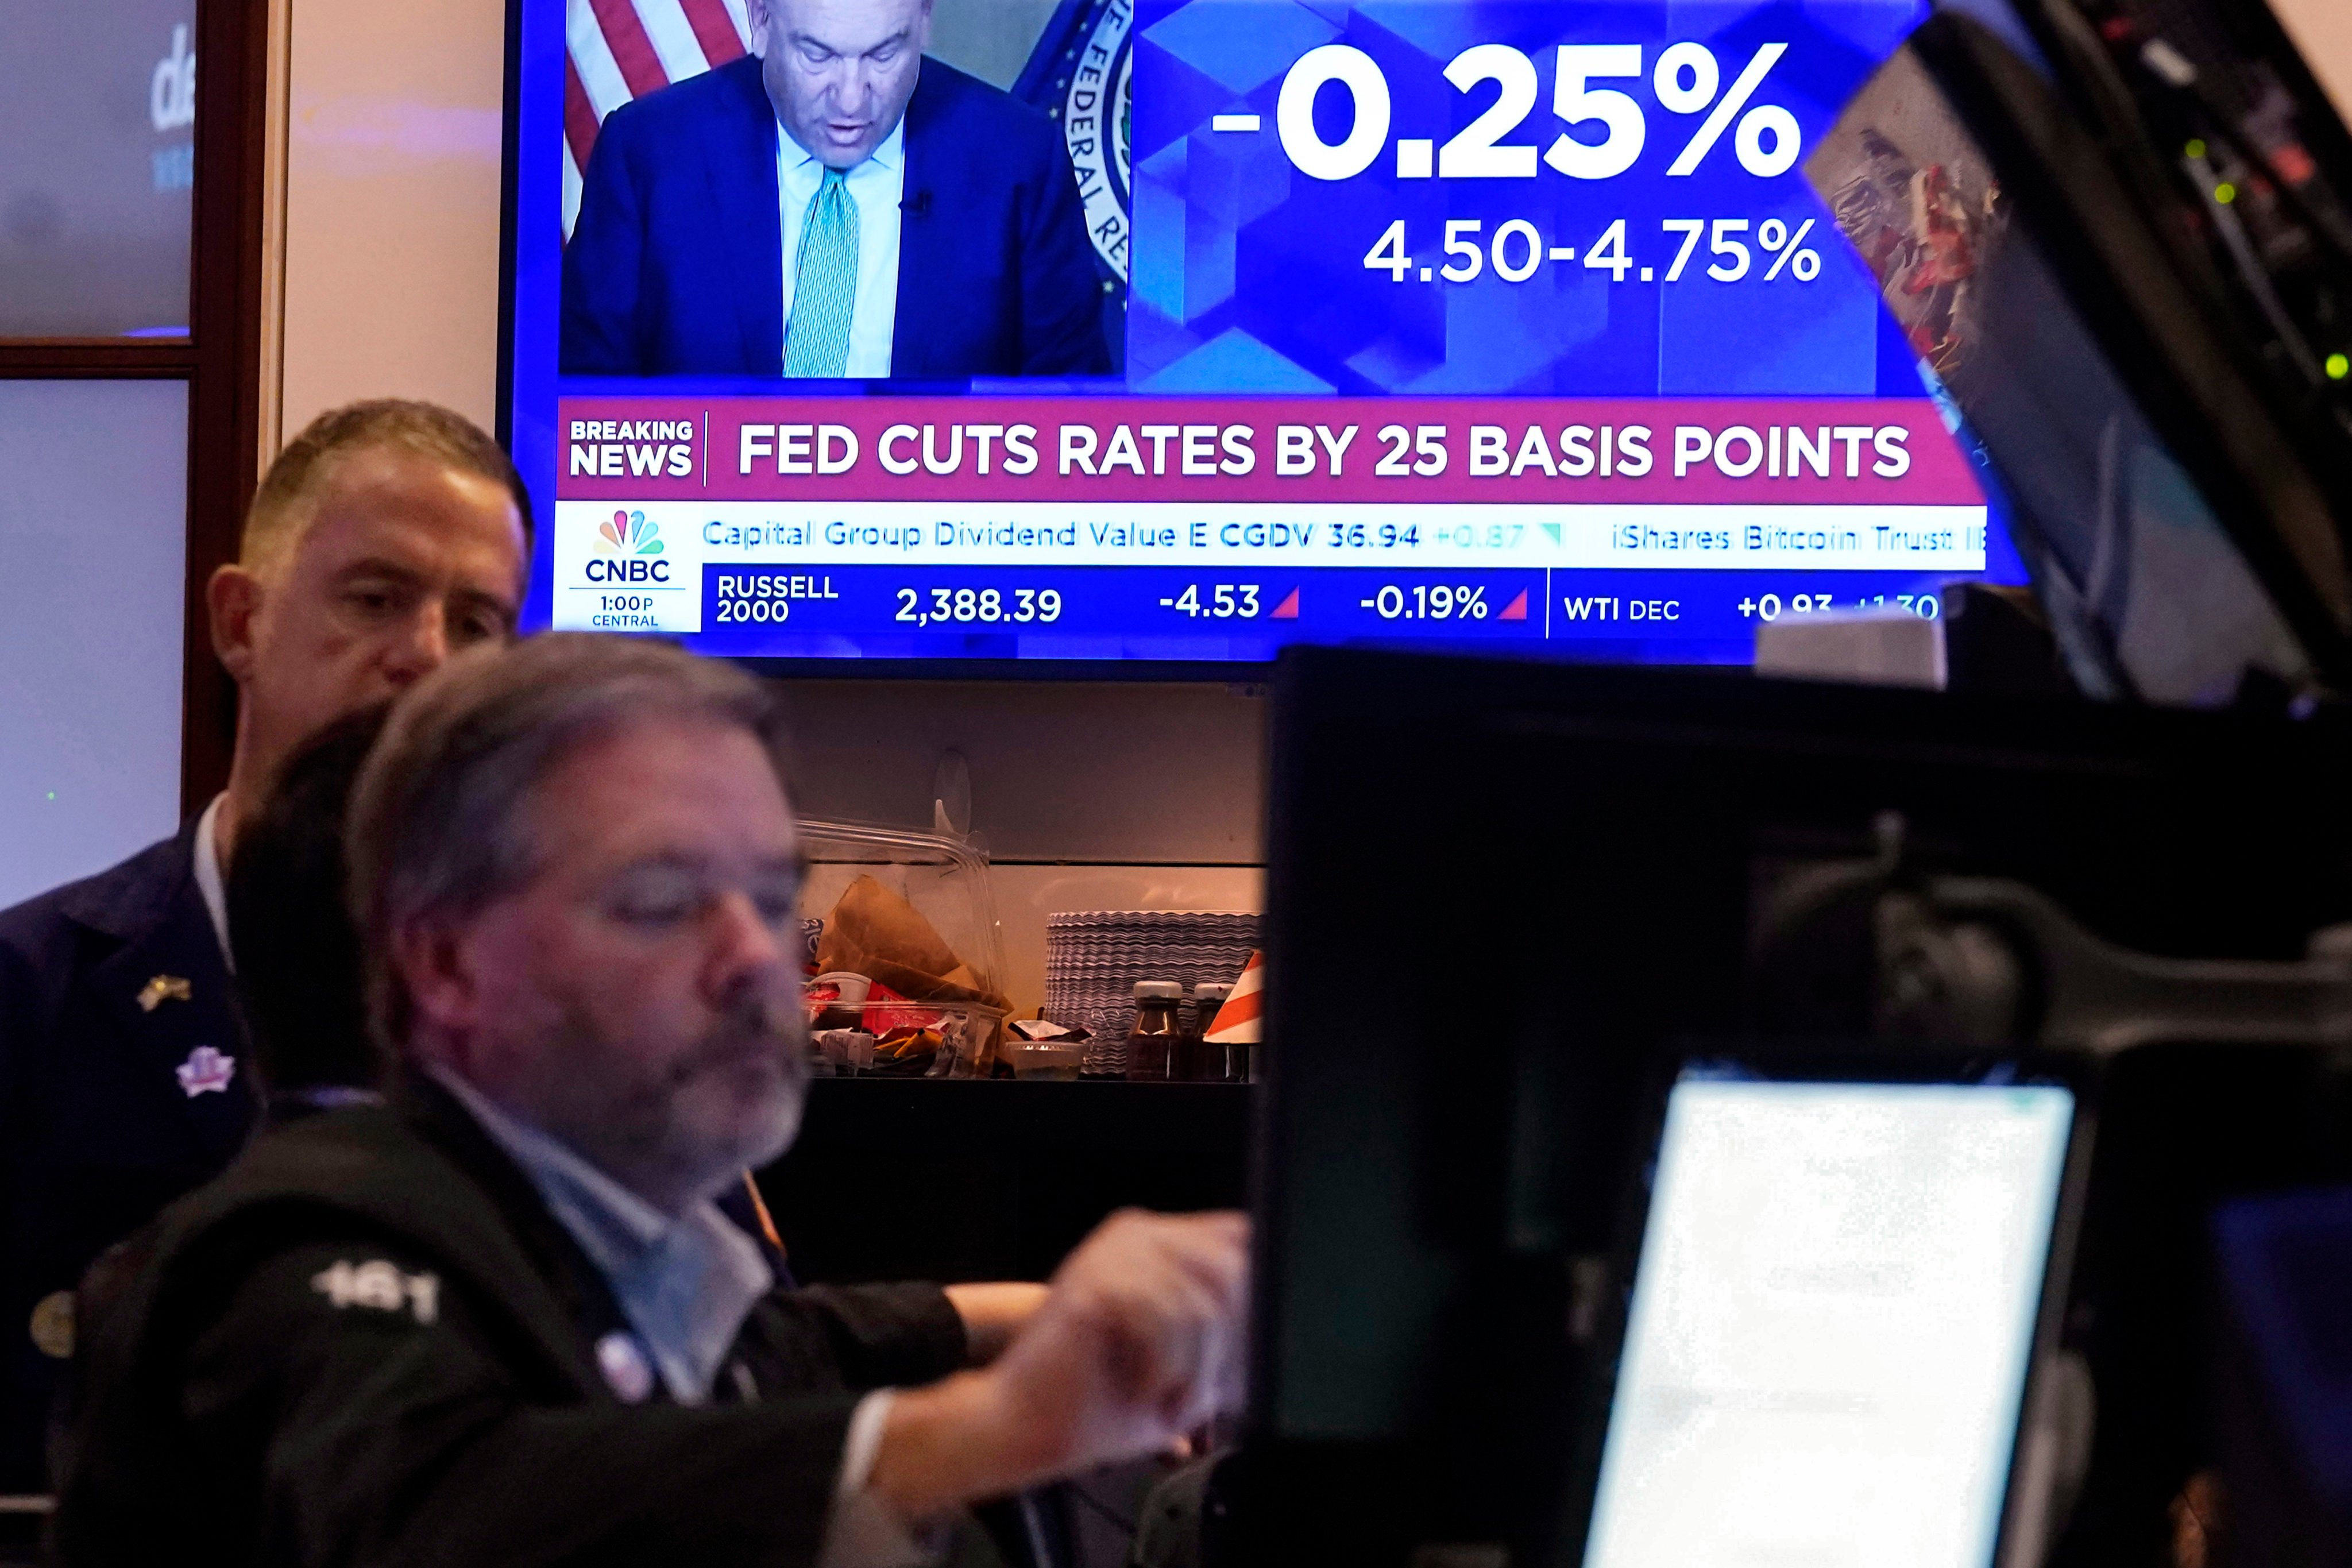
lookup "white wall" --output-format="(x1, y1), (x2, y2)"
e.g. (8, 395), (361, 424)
(273, 0), (508, 446)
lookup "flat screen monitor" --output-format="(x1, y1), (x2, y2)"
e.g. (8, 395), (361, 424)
(1241, 645), (2352, 1568)
(500, 0), (2025, 666)
(1582, 1072), (2076, 1568)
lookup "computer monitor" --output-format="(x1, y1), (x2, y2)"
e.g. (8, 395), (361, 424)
(1582, 1067), (2079, 1568)
(1238, 646), (2352, 1567)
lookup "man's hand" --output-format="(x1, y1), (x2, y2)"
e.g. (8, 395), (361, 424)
(992, 1210), (1249, 1463)
(865, 1210), (1248, 1520)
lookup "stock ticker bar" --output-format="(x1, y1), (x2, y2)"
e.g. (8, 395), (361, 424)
(550, 396), (1986, 656)
(683, 565), (1954, 643)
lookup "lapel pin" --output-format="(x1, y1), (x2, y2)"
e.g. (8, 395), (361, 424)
(175, 1045), (237, 1098)
(28, 1291), (74, 1360)
(596, 1331), (655, 1404)
(138, 974), (193, 1012)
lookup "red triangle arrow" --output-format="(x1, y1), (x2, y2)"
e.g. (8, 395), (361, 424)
(1269, 588), (1301, 620)
(1497, 589), (1529, 621)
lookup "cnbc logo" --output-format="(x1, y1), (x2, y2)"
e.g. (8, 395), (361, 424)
(599, 509), (663, 554)
(586, 510), (671, 583)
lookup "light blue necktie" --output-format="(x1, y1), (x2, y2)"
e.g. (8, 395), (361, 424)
(785, 167), (858, 377)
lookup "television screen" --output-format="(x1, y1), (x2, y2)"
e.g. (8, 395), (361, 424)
(504, 0), (2022, 665)
(0, 1), (195, 335)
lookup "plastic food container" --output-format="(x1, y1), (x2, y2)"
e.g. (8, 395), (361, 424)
(812, 1029), (875, 1075)
(861, 999), (1009, 1079)
(1004, 1040), (1086, 1081)
(798, 818), (1010, 1071)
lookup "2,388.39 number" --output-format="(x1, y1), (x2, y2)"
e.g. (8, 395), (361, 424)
(894, 586), (1064, 627)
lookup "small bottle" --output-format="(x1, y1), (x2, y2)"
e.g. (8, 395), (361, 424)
(1125, 981), (1184, 1081)
(1172, 989), (1206, 1082)
(1189, 983), (1233, 1080)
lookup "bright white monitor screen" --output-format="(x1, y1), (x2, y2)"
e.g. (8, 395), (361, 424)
(1582, 1076), (2073, 1568)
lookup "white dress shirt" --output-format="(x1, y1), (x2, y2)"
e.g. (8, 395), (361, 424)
(192, 792), (231, 968)
(431, 1067), (773, 1407)
(434, 1068), (939, 1567)
(778, 119), (905, 379)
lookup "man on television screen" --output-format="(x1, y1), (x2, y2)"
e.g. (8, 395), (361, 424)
(561, 0), (1112, 380)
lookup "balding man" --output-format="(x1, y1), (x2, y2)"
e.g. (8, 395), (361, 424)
(0, 399), (530, 1494)
(561, 0), (1111, 379)
(53, 635), (1246, 1565)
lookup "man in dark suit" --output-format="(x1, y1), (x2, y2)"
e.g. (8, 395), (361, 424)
(561, 0), (1112, 380)
(53, 634), (1245, 1566)
(0, 400), (531, 1496)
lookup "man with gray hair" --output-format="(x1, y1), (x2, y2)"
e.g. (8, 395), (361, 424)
(0, 397), (531, 1497)
(52, 634), (1248, 1566)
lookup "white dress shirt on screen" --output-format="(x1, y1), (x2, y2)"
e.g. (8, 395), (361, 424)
(777, 119), (904, 379)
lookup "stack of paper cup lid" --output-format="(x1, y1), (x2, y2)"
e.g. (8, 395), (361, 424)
(1044, 912), (1262, 1075)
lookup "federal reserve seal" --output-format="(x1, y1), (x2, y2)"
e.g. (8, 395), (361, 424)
(1060, 1), (1131, 282)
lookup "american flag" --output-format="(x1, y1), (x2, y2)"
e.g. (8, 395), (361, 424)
(564, 0), (754, 240)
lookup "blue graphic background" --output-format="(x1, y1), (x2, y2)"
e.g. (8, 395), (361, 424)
(1129, 0), (1928, 396)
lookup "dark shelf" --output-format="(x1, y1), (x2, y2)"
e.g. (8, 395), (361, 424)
(757, 1078), (1254, 1284)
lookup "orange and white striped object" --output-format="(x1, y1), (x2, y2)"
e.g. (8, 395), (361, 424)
(564, 0), (753, 241)
(1204, 951), (1263, 1045)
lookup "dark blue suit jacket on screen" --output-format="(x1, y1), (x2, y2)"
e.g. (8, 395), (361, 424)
(561, 55), (1111, 380)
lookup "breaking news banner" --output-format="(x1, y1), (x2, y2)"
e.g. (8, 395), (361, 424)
(519, 0), (2010, 663)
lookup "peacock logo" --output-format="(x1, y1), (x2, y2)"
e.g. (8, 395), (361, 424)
(598, 511), (663, 555)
